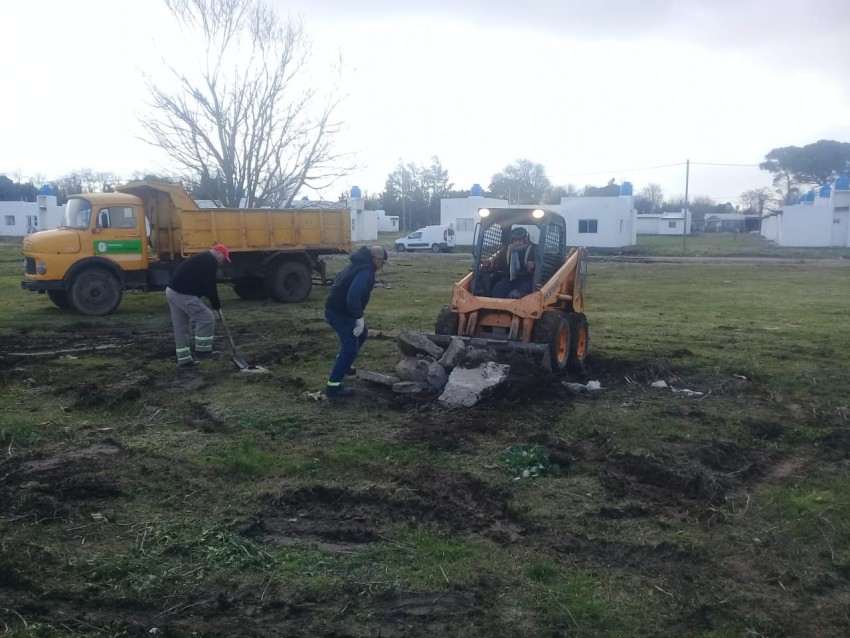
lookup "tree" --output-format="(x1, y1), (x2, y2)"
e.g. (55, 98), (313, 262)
(380, 157), (453, 231)
(739, 187), (778, 216)
(51, 169), (119, 204)
(0, 175), (38, 202)
(760, 140), (850, 204)
(139, 0), (352, 208)
(634, 183), (664, 214)
(545, 184), (578, 204)
(489, 159), (551, 204)
(582, 179), (620, 197)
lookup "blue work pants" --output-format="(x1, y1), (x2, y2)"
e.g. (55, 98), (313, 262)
(325, 308), (368, 384)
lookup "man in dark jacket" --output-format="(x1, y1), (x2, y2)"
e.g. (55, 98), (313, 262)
(324, 245), (388, 397)
(482, 226), (537, 298)
(166, 244), (230, 367)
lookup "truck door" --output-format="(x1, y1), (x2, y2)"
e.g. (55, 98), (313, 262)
(92, 206), (146, 271)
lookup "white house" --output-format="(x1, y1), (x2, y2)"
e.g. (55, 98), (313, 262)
(289, 187), (378, 242)
(0, 190), (64, 237)
(440, 182), (637, 248)
(376, 209), (399, 233)
(761, 176), (850, 247)
(636, 211), (692, 235)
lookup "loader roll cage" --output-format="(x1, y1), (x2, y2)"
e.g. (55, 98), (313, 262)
(471, 207), (567, 297)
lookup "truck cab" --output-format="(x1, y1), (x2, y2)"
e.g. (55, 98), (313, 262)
(22, 192), (151, 315)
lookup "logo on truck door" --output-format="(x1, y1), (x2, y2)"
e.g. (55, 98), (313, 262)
(94, 240), (143, 254)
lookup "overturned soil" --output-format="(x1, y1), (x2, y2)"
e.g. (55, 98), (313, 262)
(0, 322), (846, 637)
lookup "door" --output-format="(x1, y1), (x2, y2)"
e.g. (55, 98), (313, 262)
(406, 231), (425, 248)
(832, 210), (849, 246)
(92, 206), (147, 271)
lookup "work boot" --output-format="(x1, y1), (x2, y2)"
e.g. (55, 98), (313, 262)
(325, 385), (355, 398)
(195, 350), (221, 359)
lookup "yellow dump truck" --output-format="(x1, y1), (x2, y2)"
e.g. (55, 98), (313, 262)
(21, 181), (351, 315)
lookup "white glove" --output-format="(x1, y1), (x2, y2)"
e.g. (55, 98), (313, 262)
(353, 318), (365, 337)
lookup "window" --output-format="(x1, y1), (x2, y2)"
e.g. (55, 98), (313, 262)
(668, 221), (677, 228)
(455, 218), (475, 232)
(408, 232), (421, 239)
(96, 206), (137, 229)
(4, 215), (14, 226)
(578, 219), (598, 234)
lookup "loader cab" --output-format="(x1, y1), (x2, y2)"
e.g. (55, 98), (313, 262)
(471, 207), (567, 297)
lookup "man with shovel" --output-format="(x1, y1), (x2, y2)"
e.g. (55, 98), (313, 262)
(165, 244), (230, 367)
(323, 245), (388, 397)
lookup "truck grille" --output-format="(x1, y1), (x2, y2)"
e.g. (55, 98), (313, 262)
(25, 257), (36, 274)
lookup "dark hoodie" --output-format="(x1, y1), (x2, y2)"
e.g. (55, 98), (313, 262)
(324, 246), (376, 319)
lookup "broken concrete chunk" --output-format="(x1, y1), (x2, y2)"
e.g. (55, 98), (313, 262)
(438, 337), (466, 370)
(438, 362), (511, 408)
(397, 331), (444, 359)
(563, 382), (588, 393)
(461, 345), (497, 368)
(650, 380), (668, 389)
(355, 370), (400, 387)
(394, 356), (448, 392)
(392, 381), (429, 394)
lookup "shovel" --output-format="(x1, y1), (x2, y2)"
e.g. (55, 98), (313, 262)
(218, 309), (250, 370)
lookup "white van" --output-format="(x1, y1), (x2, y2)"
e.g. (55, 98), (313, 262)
(394, 225), (456, 253)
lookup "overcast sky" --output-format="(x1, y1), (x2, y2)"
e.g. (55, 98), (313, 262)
(2, 0), (849, 204)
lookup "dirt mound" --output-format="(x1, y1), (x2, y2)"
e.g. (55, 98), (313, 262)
(253, 470), (523, 549)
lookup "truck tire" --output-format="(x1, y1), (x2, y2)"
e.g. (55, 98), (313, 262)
(533, 312), (570, 373)
(431, 243), (441, 253)
(568, 313), (589, 372)
(434, 305), (459, 336)
(395, 243), (405, 253)
(233, 276), (269, 301)
(265, 261), (312, 303)
(47, 290), (71, 310)
(68, 268), (122, 316)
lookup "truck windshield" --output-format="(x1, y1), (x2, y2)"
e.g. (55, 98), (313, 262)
(61, 198), (92, 230)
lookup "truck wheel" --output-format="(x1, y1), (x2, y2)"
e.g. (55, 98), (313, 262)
(568, 313), (589, 371)
(233, 276), (269, 300)
(533, 312), (570, 373)
(47, 290), (71, 310)
(265, 261), (312, 303)
(434, 305), (459, 335)
(69, 269), (122, 316)
(395, 243), (405, 253)
(431, 243), (441, 253)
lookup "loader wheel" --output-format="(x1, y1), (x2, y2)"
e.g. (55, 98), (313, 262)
(233, 276), (269, 300)
(568, 313), (589, 372)
(265, 261), (312, 303)
(434, 305), (460, 336)
(69, 268), (122, 316)
(48, 290), (71, 310)
(533, 312), (570, 373)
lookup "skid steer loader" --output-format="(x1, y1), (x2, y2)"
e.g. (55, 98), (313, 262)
(427, 207), (588, 373)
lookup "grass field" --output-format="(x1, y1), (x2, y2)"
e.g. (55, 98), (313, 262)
(1, 238), (850, 637)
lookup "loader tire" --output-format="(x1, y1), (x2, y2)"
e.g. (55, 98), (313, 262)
(233, 276), (269, 300)
(434, 305), (460, 336)
(265, 261), (312, 303)
(568, 313), (589, 372)
(68, 268), (122, 316)
(48, 290), (71, 310)
(533, 311), (570, 373)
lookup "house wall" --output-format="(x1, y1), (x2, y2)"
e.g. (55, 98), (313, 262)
(376, 210), (399, 233)
(440, 195), (508, 245)
(440, 194), (637, 247)
(763, 180), (850, 247)
(636, 213), (689, 235)
(0, 195), (64, 236)
(347, 196), (378, 242)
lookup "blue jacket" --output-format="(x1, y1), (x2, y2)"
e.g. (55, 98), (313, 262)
(324, 246), (376, 319)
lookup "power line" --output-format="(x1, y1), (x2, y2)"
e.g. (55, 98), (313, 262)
(558, 162), (686, 178)
(691, 161), (761, 167)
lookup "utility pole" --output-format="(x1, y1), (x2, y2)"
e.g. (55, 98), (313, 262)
(399, 158), (407, 232)
(682, 159), (690, 256)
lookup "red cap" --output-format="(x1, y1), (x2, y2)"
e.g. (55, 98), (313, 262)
(211, 244), (231, 262)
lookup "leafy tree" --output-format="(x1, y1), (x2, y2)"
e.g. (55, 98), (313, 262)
(489, 159), (551, 204)
(760, 140), (850, 204)
(739, 187), (778, 216)
(139, 0), (352, 208)
(380, 157), (453, 230)
(0, 176), (38, 202)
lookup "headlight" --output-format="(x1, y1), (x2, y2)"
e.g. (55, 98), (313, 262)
(36, 262), (47, 275)
(478, 208), (490, 218)
(532, 209), (545, 219)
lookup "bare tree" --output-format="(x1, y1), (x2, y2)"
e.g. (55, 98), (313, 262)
(489, 159), (552, 204)
(639, 183), (664, 212)
(739, 187), (778, 215)
(139, 0), (352, 208)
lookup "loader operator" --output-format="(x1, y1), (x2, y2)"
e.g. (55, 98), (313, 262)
(480, 226), (536, 298)
(165, 244), (230, 367)
(323, 245), (388, 397)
